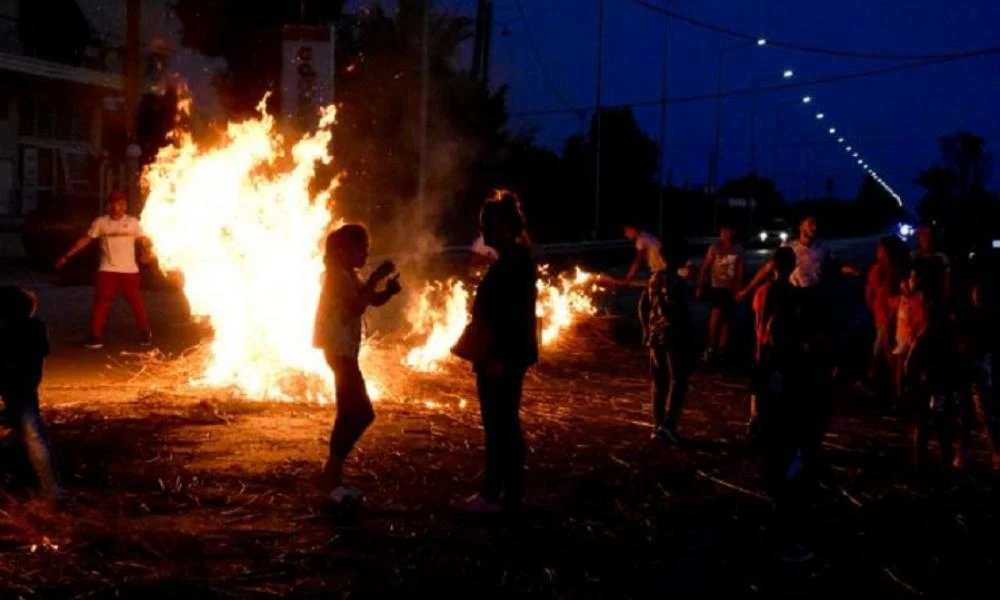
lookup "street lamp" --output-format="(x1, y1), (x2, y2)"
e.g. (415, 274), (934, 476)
(828, 127), (837, 134)
(838, 137), (845, 143)
(846, 146), (852, 151)
(782, 69), (794, 79)
(802, 95), (812, 104)
(710, 39), (769, 191)
(815, 113), (825, 120)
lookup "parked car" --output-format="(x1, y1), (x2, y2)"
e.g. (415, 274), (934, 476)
(752, 219), (791, 247)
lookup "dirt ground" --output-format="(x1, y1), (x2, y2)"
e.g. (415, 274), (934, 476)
(1, 269), (1000, 599)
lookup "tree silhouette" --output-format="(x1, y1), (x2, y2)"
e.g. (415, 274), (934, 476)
(917, 131), (998, 252)
(561, 108), (658, 238)
(940, 131), (994, 195)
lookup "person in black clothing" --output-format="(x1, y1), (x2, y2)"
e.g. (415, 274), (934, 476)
(0, 285), (61, 502)
(452, 191), (538, 513)
(646, 249), (696, 444)
(954, 280), (1000, 470)
(754, 247), (817, 562)
(901, 265), (957, 470)
(912, 223), (951, 310)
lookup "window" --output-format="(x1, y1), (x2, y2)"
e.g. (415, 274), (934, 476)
(72, 106), (91, 142)
(54, 105), (72, 140)
(18, 99), (35, 135)
(36, 102), (52, 137)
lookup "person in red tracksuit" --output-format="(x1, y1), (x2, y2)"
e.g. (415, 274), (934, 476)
(55, 190), (154, 349)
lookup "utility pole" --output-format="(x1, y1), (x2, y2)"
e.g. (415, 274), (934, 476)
(471, 0), (485, 80)
(481, 1), (493, 85)
(124, 0), (141, 212)
(592, 0), (605, 239)
(655, 1), (670, 239)
(417, 0), (430, 231)
(470, 0), (493, 85)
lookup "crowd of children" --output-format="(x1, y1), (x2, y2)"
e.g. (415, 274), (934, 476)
(3, 188), (997, 564)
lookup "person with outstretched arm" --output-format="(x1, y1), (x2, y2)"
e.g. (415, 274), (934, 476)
(55, 190), (155, 349)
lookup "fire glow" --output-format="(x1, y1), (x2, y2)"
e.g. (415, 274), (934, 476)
(139, 95), (601, 400)
(141, 97), (356, 402)
(403, 266), (600, 373)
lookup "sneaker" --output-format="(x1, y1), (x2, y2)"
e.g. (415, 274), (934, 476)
(652, 426), (681, 445)
(786, 449), (805, 480)
(328, 485), (363, 504)
(82, 336), (104, 350)
(778, 543), (815, 564)
(139, 330), (153, 347)
(456, 493), (503, 514)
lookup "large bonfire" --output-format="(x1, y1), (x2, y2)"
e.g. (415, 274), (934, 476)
(141, 97), (344, 402)
(140, 97), (601, 402)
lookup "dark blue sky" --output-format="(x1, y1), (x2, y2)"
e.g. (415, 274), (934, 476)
(452, 0), (1000, 207)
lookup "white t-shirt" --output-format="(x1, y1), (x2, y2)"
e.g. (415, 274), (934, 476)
(87, 215), (144, 274)
(636, 232), (667, 273)
(783, 239), (832, 288)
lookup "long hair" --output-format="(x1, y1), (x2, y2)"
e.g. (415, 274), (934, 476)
(480, 189), (529, 246)
(880, 235), (911, 294)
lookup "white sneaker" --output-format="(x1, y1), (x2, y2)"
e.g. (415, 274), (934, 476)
(779, 543), (815, 564)
(328, 485), (363, 504)
(456, 493), (503, 514)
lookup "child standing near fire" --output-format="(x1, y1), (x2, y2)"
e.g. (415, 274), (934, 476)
(314, 224), (401, 504)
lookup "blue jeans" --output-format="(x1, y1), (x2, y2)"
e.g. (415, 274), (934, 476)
(3, 390), (60, 497)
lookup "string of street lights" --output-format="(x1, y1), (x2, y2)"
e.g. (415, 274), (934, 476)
(748, 38), (905, 207)
(805, 95), (904, 206)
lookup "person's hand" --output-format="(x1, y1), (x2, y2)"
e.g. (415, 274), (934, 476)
(736, 289), (748, 303)
(372, 259), (396, 281)
(384, 274), (402, 297)
(54, 255), (68, 270)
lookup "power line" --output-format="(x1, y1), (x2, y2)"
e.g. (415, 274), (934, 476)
(624, 0), (1000, 61)
(509, 49), (1000, 116)
(511, 0), (574, 109)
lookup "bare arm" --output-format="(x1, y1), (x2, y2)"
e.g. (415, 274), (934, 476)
(840, 264), (861, 277)
(55, 235), (95, 269)
(620, 250), (645, 286)
(371, 275), (402, 307)
(696, 246), (714, 297)
(739, 260), (774, 300)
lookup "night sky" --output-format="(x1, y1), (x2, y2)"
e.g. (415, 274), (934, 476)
(460, 0), (1000, 207)
(84, 1), (1000, 207)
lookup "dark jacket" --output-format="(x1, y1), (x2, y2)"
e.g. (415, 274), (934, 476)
(456, 244), (539, 369)
(0, 287), (49, 395)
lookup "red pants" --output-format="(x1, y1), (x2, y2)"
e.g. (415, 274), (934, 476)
(90, 271), (150, 337)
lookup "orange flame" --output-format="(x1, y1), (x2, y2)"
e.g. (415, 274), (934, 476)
(140, 98), (376, 402)
(403, 265), (599, 372)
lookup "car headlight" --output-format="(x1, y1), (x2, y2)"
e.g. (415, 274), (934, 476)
(758, 231), (768, 242)
(779, 232), (789, 242)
